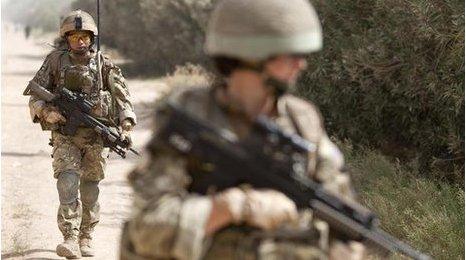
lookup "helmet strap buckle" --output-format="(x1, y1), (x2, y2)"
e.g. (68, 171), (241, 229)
(264, 76), (289, 97)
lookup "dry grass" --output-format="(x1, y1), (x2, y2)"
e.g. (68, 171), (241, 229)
(11, 230), (31, 256)
(8, 204), (34, 256)
(340, 141), (464, 259)
(164, 63), (213, 90)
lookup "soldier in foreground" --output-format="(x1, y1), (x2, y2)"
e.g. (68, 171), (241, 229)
(121, 0), (365, 259)
(24, 10), (136, 259)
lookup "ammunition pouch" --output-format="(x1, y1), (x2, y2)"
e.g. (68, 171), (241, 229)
(58, 58), (116, 124)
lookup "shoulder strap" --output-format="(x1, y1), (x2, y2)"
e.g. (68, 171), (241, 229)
(283, 95), (324, 143)
(55, 52), (73, 94)
(283, 95), (324, 177)
(98, 52), (113, 91)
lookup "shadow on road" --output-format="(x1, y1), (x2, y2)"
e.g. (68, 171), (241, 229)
(2, 151), (50, 158)
(101, 211), (131, 218)
(9, 54), (45, 61)
(25, 258), (60, 260)
(2, 71), (37, 77)
(100, 180), (128, 187)
(2, 102), (28, 108)
(1, 249), (56, 259)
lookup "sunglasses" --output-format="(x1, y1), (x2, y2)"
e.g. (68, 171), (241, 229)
(67, 32), (92, 45)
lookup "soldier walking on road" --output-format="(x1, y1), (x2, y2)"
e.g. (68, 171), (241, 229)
(24, 25), (31, 39)
(24, 10), (136, 259)
(121, 0), (365, 259)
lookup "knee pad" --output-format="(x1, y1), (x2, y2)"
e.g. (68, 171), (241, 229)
(80, 180), (100, 205)
(57, 170), (80, 204)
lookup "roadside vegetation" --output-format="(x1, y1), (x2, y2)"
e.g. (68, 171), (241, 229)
(340, 141), (464, 259)
(299, 0), (464, 187)
(7, 204), (34, 257)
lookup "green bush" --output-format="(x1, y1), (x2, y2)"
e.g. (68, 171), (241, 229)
(297, 0), (464, 185)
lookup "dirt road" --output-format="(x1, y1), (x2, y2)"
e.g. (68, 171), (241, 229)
(1, 26), (167, 259)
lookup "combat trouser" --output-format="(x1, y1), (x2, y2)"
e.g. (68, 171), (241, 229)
(52, 128), (108, 239)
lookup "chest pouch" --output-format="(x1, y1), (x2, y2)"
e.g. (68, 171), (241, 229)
(60, 63), (112, 120)
(64, 65), (95, 92)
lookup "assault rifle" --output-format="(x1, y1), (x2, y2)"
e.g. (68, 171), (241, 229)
(153, 102), (431, 260)
(24, 80), (139, 158)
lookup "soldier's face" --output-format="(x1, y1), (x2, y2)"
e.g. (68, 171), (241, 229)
(67, 31), (92, 53)
(223, 54), (308, 118)
(264, 55), (308, 84)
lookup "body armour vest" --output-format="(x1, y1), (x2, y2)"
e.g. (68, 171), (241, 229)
(56, 52), (115, 124)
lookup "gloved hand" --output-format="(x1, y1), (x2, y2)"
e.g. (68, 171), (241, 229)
(40, 106), (66, 124)
(329, 240), (366, 260)
(244, 189), (299, 230)
(120, 119), (134, 147)
(216, 188), (298, 230)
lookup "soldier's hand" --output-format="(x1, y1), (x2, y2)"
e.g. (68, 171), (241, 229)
(329, 241), (365, 260)
(120, 119), (134, 147)
(244, 189), (298, 230)
(215, 188), (298, 230)
(215, 188), (248, 224)
(41, 106), (66, 124)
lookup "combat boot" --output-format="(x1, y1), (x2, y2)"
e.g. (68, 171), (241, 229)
(56, 237), (81, 259)
(79, 237), (95, 257)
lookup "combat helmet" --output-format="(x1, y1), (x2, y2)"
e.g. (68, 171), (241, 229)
(60, 10), (98, 37)
(205, 0), (322, 61)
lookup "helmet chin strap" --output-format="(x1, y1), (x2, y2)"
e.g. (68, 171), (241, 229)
(237, 60), (291, 97)
(70, 47), (89, 55)
(234, 59), (291, 98)
(264, 76), (290, 98)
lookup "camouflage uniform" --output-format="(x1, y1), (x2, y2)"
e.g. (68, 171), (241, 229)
(27, 35), (136, 244)
(120, 85), (355, 260)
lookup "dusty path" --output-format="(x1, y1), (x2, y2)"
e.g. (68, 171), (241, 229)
(1, 25), (167, 259)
